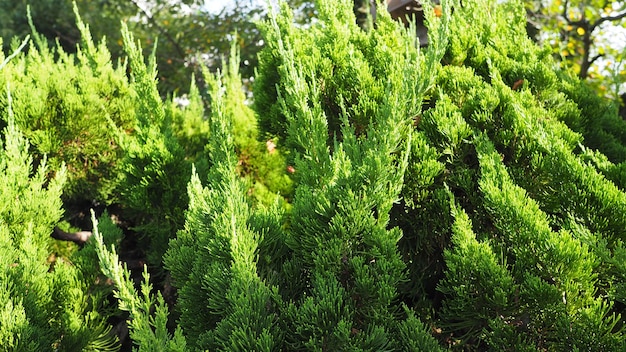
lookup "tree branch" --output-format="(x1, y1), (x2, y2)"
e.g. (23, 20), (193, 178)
(52, 226), (92, 246)
(589, 53), (604, 66)
(126, 0), (187, 60)
(563, 0), (571, 23)
(592, 9), (626, 30)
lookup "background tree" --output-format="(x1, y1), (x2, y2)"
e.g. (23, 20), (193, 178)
(525, 0), (626, 99)
(0, 0), (316, 95)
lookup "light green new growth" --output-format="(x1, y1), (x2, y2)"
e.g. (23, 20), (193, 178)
(92, 210), (187, 351)
(0, 79), (116, 349)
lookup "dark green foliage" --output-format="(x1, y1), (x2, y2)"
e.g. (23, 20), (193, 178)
(400, 0), (626, 348)
(559, 75), (626, 164)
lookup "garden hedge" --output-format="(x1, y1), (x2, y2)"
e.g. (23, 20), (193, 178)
(2, 0), (626, 350)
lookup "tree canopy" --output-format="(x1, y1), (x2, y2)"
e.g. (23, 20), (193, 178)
(526, 0), (626, 98)
(2, 0), (624, 100)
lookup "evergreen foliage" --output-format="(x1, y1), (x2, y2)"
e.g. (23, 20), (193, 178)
(165, 0), (449, 349)
(437, 193), (515, 345)
(399, 0), (626, 348)
(112, 22), (192, 268)
(206, 44), (293, 207)
(257, 0), (450, 348)
(0, 82), (117, 350)
(559, 75), (626, 175)
(114, 26), (291, 268)
(0, 5), (135, 202)
(4, 0), (626, 349)
(165, 65), (283, 350)
(110, 0), (626, 348)
(92, 210), (187, 351)
(0, 5), (291, 349)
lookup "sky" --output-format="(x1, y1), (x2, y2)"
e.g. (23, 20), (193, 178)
(203, 1), (233, 14)
(204, 0), (267, 14)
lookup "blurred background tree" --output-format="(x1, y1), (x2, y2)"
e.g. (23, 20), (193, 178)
(0, 0), (315, 95)
(2, 0), (623, 105)
(525, 0), (626, 100)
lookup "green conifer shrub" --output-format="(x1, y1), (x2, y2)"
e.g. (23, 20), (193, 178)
(161, 0), (449, 349)
(395, 0), (626, 349)
(0, 6), (135, 203)
(0, 84), (117, 350)
(437, 192), (515, 345)
(255, 0), (449, 348)
(98, 0), (626, 348)
(90, 0), (626, 348)
(92, 210), (187, 351)
(0, 4), (294, 350)
(111, 22), (193, 268)
(202, 44), (293, 207)
(113, 26), (291, 269)
(165, 67), (283, 350)
(166, 76), (210, 172)
(5, 0), (626, 349)
(94, 46), (292, 350)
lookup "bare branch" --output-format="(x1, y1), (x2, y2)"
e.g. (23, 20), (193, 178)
(563, 0), (571, 23)
(561, 0), (592, 28)
(592, 9), (626, 29)
(52, 226), (92, 246)
(589, 53), (604, 66)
